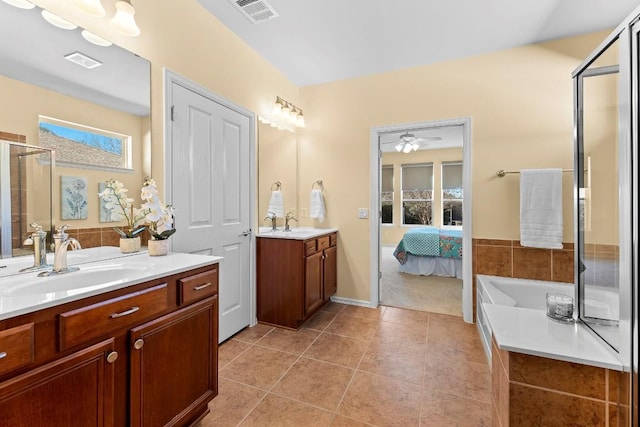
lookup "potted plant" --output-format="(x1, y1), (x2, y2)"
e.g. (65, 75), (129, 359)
(141, 177), (175, 256)
(98, 179), (147, 253)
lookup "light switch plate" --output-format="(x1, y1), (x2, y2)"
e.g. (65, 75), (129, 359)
(358, 208), (369, 219)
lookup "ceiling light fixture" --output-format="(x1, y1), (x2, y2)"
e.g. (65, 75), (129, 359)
(41, 10), (78, 30)
(73, 0), (105, 17)
(109, 0), (140, 37)
(2, 0), (35, 9)
(81, 29), (112, 46)
(395, 133), (421, 153)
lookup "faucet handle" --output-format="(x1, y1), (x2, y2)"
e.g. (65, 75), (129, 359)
(29, 222), (44, 232)
(55, 224), (71, 239)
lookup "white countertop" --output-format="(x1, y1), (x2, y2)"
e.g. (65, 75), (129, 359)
(257, 227), (338, 240)
(483, 303), (623, 370)
(0, 247), (222, 321)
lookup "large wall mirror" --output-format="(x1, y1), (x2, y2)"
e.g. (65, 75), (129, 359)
(0, 2), (150, 257)
(257, 122), (298, 228)
(575, 36), (621, 351)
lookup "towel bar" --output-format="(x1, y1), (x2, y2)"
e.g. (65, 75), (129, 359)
(496, 169), (574, 178)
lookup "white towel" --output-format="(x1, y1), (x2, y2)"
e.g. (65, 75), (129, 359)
(520, 169), (563, 249)
(309, 189), (325, 223)
(267, 190), (285, 218)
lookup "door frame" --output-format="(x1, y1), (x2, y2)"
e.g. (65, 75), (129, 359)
(163, 69), (257, 327)
(369, 117), (473, 323)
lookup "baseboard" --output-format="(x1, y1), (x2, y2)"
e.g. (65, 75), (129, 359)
(330, 295), (376, 308)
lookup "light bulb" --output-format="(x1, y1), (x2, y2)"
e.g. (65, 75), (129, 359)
(411, 143), (420, 151)
(281, 103), (291, 119)
(2, 0), (35, 9)
(110, 0), (140, 37)
(73, 0), (105, 17)
(41, 10), (78, 30)
(395, 143), (403, 152)
(403, 143), (412, 153)
(81, 30), (112, 46)
(295, 113), (305, 128)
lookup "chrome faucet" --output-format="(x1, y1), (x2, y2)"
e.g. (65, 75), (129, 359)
(38, 225), (81, 276)
(284, 211), (297, 232)
(19, 222), (50, 273)
(264, 211), (277, 231)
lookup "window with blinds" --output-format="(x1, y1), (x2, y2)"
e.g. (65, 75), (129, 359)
(381, 165), (394, 224)
(401, 163), (433, 225)
(442, 161), (463, 226)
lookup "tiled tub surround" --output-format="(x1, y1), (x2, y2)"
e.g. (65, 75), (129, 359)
(492, 337), (629, 426)
(478, 274), (626, 427)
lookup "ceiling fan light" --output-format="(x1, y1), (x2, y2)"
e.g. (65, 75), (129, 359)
(41, 10), (78, 30)
(412, 143), (420, 151)
(402, 143), (413, 153)
(74, 0), (105, 17)
(2, 0), (35, 9)
(395, 143), (403, 152)
(110, 0), (140, 37)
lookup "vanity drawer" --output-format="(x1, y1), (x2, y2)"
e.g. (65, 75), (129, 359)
(179, 267), (219, 305)
(0, 323), (34, 376)
(305, 240), (317, 256)
(317, 236), (330, 251)
(59, 284), (169, 350)
(329, 233), (337, 247)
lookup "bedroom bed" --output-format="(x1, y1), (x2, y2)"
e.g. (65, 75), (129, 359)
(392, 226), (463, 279)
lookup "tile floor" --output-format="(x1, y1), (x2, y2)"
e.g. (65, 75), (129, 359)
(198, 302), (491, 427)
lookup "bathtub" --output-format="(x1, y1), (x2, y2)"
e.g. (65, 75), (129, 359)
(476, 275), (575, 362)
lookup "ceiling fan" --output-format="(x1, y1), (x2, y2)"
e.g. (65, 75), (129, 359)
(385, 132), (443, 153)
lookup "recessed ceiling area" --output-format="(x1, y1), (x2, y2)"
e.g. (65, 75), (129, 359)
(198, 0), (640, 86)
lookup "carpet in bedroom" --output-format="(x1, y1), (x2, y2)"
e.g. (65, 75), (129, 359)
(380, 245), (463, 317)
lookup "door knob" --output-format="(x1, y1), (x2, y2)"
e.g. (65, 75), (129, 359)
(238, 229), (252, 237)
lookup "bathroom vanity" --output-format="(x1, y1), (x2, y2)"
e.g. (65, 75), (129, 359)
(257, 228), (338, 329)
(0, 249), (222, 427)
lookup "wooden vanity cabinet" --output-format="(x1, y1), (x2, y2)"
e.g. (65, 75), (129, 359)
(257, 232), (337, 329)
(0, 262), (219, 427)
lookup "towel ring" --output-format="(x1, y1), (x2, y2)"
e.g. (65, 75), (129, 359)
(271, 181), (282, 191)
(312, 180), (324, 190)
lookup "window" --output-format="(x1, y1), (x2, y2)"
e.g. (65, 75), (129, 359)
(381, 165), (394, 224)
(442, 161), (463, 226)
(38, 116), (132, 171)
(402, 163), (433, 225)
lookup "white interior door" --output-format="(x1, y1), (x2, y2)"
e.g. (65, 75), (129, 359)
(168, 79), (252, 342)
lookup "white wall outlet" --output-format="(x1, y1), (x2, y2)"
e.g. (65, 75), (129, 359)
(358, 208), (369, 219)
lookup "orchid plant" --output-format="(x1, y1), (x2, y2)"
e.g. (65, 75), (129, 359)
(140, 177), (176, 241)
(98, 179), (147, 238)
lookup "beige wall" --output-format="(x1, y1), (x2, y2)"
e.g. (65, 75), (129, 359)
(31, 0), (300, 193)
(23, 1), (608, 303)
(381, 147), (463, 245)
(0, 74), (145, 229)
(298, 31), (608, 302)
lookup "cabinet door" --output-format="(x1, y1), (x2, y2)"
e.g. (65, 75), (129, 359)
(323, 245), (337, 300)
(0, 339), (116, 427)
(130, 296), (218, 427)
(305, 251), (324, 315)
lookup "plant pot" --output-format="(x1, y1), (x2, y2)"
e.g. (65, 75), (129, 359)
(148, 239), (170, 256)
(120, 236), (141, 254)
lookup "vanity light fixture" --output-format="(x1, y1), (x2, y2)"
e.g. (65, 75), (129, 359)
(41, 10), (78, 30)
(81, 29), (112, 46)
(2, 0), (35, 9)
(271, 96), (306, 128)
(73, 0), (105, 17)
(109, 0), (141, 37)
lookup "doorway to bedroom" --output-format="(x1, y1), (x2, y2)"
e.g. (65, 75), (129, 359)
(370, 118), (472, 321)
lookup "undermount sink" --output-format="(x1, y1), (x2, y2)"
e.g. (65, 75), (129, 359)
(2, 262), (152, 297)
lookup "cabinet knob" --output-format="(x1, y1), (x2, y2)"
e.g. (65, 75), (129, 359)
(106, 351), (118, 364)
(133, 338), (145, 350)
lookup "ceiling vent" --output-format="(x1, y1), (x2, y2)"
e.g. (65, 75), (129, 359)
(64, 52), (102, 69)
(231, 0), (278, 23)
